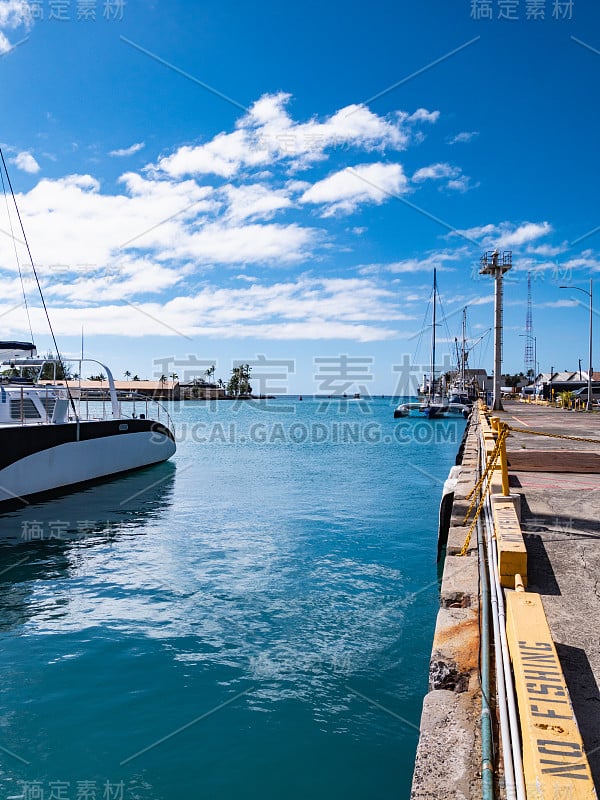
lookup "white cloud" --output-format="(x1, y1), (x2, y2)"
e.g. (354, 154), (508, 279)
(0, 0), (30, 26)
(45, 256), (184, 303)
(407, 109), (440, 124)
(448, 131), (479, 145)
(560, 253), (600, 271)
(0, 170), (318, 275)
(167, 221), (316, 265)
(542, 299), (581, 308)
(1, 172), (216, 272)
(497, 222), (552, 248)
(412, 162), (459, 183)
(0, 0), (31, 53)
(387, 260), (435, 274)
(527, 243), (566, 257)
(452, 222), (497, 241)
(446, 176), (475, 193)
(0, 88), (477, 347)
(360, 248), (467, 276)
(13, 151), (40, 173)
(300, 162), (408, 216)
(109, 142), (145, 157)
(1, 276), (408, 341)
(221, 183), (292, 223)
(0, 31), (12, 52)
(465, 294), (494, 306)
(152, 130), (256, 179)
(452, 221), (552, 248)
(152, 93), (426, 179)
(411, 163), (476, 193)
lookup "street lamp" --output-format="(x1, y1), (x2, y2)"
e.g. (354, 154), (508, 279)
(560, 279), (593, 411)
(480, 249), (512, 410)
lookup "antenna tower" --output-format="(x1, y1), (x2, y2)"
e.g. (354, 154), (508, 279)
(524, 272), (535, 378)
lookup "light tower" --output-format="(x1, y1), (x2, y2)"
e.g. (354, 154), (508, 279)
(480, 249), (512, 411)
(523, 272), (535, 381)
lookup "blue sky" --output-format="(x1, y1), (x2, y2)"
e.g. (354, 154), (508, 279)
(0, 0), (599, 393)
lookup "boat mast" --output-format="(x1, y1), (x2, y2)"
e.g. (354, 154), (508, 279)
(461, 307), (467, 391)
(431, 268), (436, 400)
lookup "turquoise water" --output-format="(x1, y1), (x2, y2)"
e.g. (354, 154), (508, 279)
(0, 398), (464, 800)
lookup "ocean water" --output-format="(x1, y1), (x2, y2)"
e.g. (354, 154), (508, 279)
(0, 398), (465, 800)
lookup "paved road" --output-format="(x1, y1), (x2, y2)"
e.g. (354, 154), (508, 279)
(499, 400), (600, 785)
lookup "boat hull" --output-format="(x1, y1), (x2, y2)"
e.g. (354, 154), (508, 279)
(421, 404), (447, 419)
(0, 419), (175, 506)
(394, 401), (449, 418)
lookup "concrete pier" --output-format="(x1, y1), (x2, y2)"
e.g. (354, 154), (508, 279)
(411, 413), (482, 799)
(411, 400), (600, 798)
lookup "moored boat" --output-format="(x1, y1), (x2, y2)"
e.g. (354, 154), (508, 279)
(0, 343), (176, 507)
(394, 268), (449, 419)
(0, 145), (176, 509)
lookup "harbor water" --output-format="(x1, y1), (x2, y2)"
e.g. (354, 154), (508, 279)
(0, 398), (465, 800)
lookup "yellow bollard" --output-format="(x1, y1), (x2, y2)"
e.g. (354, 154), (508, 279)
(514, 573), (525, 592)
(499, 422), (510, 496)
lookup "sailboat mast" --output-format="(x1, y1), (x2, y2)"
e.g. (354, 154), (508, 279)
(461, 307), (467, 391)
(431, 268), (436, 400)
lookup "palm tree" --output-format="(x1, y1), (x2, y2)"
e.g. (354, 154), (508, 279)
(227, 364), (252, 396)
(559, 390), (573, 410)
(158, 374), (167, 399)
(227, 366), (240, 396)
(170, 373), (178, 401)
(239, 364), (252, 396)
(124, 370), (132, 380)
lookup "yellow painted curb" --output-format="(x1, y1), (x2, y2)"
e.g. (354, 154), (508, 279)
(506, 591), (597, 799)
(493, 501), (527, 589)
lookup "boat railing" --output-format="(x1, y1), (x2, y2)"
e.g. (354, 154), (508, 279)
(0, 383), (70, 426)
(71, 390), (175, 437)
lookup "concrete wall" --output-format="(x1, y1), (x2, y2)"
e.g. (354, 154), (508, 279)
(411, 414), (482, 799)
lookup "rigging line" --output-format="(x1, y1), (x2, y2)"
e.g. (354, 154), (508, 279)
(413, 293), (432, 374)
(437, 294), (453, 358)
(0, 146), (78, 419)
(435, 284), (454, 376)
(418, 290), (433, 351)
(0, 164), (34, 343)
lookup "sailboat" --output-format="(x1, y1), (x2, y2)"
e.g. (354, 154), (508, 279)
(394, 268), (449, 418)
(445, 307), (475, 418)
(445, 307), (491, 417)
(418, 268), (448, 418)
(0, 148), (176, 509)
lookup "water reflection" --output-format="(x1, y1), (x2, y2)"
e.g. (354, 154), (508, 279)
(0, 462), (176, 631)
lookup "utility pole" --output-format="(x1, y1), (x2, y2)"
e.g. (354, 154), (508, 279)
(480, 250), (512, 411)
(559, 279), (593, 411)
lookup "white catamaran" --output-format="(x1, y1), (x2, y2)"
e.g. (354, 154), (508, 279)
(0, 148), (176, 508)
